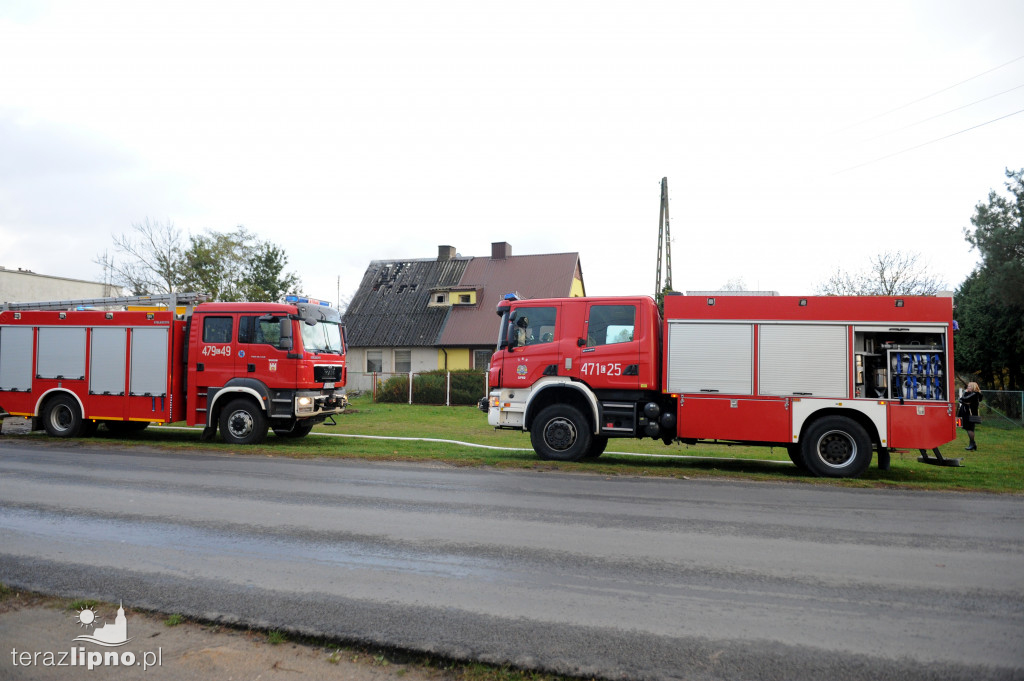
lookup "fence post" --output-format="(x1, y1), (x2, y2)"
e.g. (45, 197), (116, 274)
(446, 372), (451, 407)
(372, 372), (378, 402)
(408, 371), (414, 405)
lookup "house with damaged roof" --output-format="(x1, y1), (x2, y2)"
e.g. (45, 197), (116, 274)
(342, 242), (585, 391)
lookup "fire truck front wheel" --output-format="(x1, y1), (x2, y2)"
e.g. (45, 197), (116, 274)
(42, 395), (84, 438)
(531, 404), (593, 462)
(801, 416), (872, 478)
(219, 398), (269, 445)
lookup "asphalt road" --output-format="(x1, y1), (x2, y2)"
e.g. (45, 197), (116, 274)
(1, 440), (1022, 681)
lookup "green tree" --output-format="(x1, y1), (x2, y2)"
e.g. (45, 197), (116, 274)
(957, 168), (1024, 390)
(964, 168), (1024, 307)
(243, 241), (302, 302)
(100, 223), (301, 302)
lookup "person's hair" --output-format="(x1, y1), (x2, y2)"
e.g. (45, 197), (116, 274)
(967, 381), (981, 393)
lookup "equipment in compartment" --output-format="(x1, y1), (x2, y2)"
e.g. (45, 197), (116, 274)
(888, 347), (944, 400)
(854, 328), (947, 401)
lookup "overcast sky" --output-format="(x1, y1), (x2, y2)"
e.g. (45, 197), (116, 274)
(2, 0), (1022, 306)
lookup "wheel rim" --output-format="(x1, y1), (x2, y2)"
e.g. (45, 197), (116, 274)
(50, 405), (73, 432)
(543, 417), (577, 452)
(227, 410), (254, 438)
(814, 429), (857, 468)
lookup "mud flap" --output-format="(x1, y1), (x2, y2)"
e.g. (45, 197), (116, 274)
(200, 426), (217, 441)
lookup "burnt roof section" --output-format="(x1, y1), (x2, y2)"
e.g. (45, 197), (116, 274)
(343, 257), (469, 347)
(439, 252), (583, 347)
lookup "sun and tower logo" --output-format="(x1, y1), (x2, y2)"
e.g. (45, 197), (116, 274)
(74, 600), (132, 646)
(9, 599), (162, 671)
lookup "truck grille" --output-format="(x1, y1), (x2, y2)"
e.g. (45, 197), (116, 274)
(314, 365), (343, 383)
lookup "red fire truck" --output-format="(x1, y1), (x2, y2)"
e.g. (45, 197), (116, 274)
(0, 293), (346, 444)
(482, 293), (957, 477)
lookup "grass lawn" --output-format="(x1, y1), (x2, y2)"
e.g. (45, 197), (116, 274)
(7, 395), (1021, 494)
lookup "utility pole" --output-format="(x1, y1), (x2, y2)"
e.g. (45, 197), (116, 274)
(655, 177), (673, 299)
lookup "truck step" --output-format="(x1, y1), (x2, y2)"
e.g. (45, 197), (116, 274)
(918, 448), (964, 467)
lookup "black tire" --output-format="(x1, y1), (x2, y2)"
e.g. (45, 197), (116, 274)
(530, 404), (592, 462)
(219, 398), (269, 445)
(273, 421), (314, 439)
(583, 435), (608, 459)
(42, 394), (84, 438)
(786, 443), (808, 470)
(800, 416), (872, 478)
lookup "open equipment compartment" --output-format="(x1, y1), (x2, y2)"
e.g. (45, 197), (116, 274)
(853, 326), (947, 401)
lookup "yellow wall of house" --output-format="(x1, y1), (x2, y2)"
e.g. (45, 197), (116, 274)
(438, 348), (471, 370)
(570, 277), (585, 297)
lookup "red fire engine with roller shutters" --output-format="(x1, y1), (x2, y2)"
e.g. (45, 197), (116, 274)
(482, 293), (957, 477)
(0, 293), (346, 444)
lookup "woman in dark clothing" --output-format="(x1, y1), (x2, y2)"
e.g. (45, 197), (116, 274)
(959, 382), (983, 451)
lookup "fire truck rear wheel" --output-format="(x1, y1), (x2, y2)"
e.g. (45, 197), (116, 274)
(220, 398), (269, 445)
(801, 416), (872, 478)
(42, 395), (84, 438)
(531, 404), (592, 462)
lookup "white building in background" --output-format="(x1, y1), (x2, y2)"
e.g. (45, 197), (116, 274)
(0, 267), (123, 304)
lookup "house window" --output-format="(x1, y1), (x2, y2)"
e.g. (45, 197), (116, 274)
(435, 294), (447, 304)
(474, 350), (492, 370)
(394, 349), (411, 373)
(366, 350), (382, 373)
(459, 294), (471, 304)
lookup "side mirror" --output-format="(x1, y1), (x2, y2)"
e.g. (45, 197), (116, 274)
(279, 318), (293, 350)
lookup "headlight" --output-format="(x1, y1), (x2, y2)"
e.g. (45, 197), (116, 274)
(296, 396), (315, 415)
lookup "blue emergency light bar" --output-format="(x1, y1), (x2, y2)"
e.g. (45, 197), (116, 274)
(286, 295), (333, 307)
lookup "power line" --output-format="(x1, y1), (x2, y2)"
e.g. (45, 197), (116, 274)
(834, 107), (1024, 175)
(865, 82), (1024, 141)
(840, 53), (1024, 131)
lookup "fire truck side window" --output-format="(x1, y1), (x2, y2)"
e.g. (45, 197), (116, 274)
(202, 317), (233, 343)
(587, 305), (636, 347)
(511, 307), (556, 347)
(237, 317), (282, 345)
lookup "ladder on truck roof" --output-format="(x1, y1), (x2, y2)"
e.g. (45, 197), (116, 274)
(1, 292), (208, 314)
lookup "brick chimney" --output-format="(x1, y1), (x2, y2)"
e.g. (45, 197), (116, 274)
(438, 245), (457, 261)
(491, 242), (512, 260)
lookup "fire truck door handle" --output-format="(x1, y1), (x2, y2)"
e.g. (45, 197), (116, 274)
(624, 364), (639, 376)
(248, 363), (256, 373)
(197, 363), (204, 372)
(577, 338), (586, 347)
(700, 389), (719, 393)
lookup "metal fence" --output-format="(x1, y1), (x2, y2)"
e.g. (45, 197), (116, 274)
(980, 390), (1024, 428)
(346, 371), (488, 406)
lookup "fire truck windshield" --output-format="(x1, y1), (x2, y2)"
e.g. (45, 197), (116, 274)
(300, 320), (343, 354)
